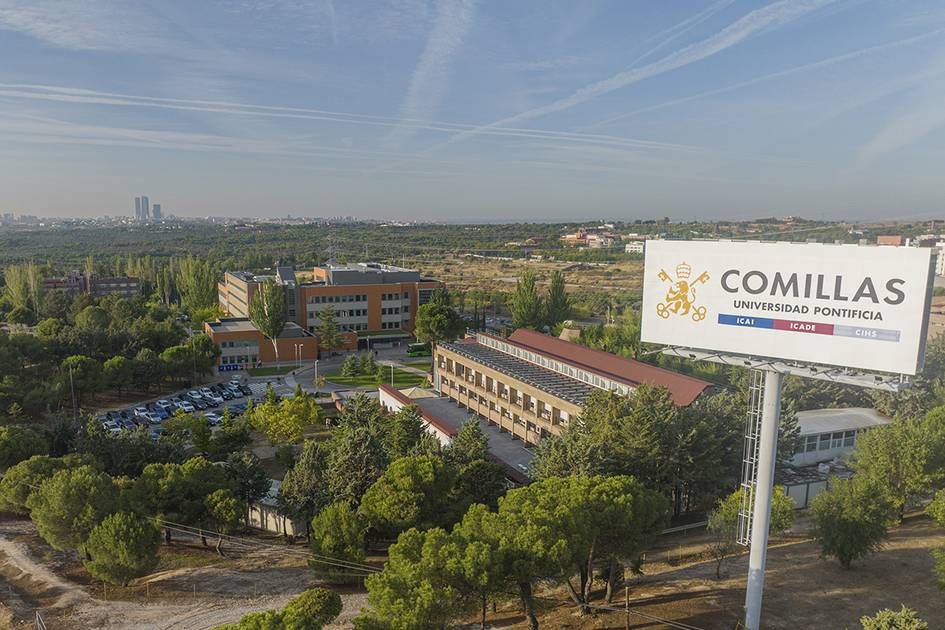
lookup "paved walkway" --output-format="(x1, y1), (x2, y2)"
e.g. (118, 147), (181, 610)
(377, 359), (430, 377)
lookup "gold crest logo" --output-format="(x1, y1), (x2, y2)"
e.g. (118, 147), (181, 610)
(656, 262), (709, 321)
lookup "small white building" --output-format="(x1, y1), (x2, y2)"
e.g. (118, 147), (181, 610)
(790, 407), (891, 468)
(247, 480), (306, 537)
(625, 241), (645, 255)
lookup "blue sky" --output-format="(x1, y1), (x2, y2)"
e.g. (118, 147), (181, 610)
(1, 0), (944, 221)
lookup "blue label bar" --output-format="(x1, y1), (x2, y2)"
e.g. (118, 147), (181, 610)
(718, 314), (775, 329)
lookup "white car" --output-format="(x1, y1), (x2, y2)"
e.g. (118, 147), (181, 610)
(199, 387), (214, 397)
(102, 420), (121, 435)
(144, 412), (163, 425)
(178, 401), (196, 413)
(228, 379), (241, 388)
(133, 406), (149, 418)
(187, 390), (203, 400)
(203, 412), (222, 426)
(205, 393), (224, 405)
(156, 399), (173, 411)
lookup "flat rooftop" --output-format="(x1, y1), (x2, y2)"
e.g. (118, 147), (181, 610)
(440, 339), (596, 406)
(413, 395), (534, 478)
(207, 318), (313, 338)
(796, 407), (891, 435)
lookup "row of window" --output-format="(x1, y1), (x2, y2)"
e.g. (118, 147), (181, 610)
(444, 379), (554, 438)
(382, 292), (410, 301)
(309, 294), (369, 304)
(220, 340), (257, 349)
(341, 323), (369, 332)
(381, 306), (408, 315)
(794, 430), (857, 454)
(381, 322), (402, 330)
(223, 354), (258, 365)
(439, 357), (570, 424)
(474, 333), (632, 396)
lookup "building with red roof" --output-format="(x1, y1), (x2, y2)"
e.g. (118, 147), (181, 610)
(433, 329), (712, 445)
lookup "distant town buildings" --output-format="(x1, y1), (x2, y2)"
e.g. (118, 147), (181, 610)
(42, 271), (140, 297)
(876, 235), (905, 246)
(133, 195), (164, 221)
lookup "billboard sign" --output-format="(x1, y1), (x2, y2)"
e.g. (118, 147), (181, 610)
(641, 240), (935, 375)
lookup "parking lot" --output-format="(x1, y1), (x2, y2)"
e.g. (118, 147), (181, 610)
(96, 379), (260, 439)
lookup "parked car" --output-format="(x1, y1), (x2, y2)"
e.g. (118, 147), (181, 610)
(203, 412), (222, 426)
(218, 389), (233, 401)
(156, 399), (173, 412)
(226, 386), (244, 398)
(102, 420), (121, 435)
(239, 385), (252, 396)
(187, 390), (203, 400)
(133, 406), (149, 418)
(204, 393), (224, 405)
(194, 398), (210, 410)
(149, 427), (166, 441)
(178, 401), (196, 413)
(199, 387), (214, 397)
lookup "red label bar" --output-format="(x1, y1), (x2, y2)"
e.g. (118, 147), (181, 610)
(772, 318), (834, 335)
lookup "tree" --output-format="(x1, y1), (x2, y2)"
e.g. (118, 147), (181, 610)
(707, 486), (795, 578)
(221, 588), (342, 630)
(132, 347), (163, 392)
(383, 405), (428, 460)
(359, 455), (458, 536)
(83, 512), (161, 585)
(449, 504), (511, 629)
(453, 458), (507, 512)
(341, 354), (360, 377)
(281, 588), (343, 628)
(811, 477), (895, 569)
(249, 388), (320, 445)
(205, 489), (244, 553)
(224, 452), (272, 507)
(544, 269), (570, 328)
(26, 464), (119, 554)
(0, 454), (95, 514)
(61, 355), (103, 406)
(103, 355), (132, 392)
(413, 302), (464, 348)
(361, 527), (465, 630)
(279, 440), (330, 537)
(860, 606), (928, 630)
(0, 425), (48, 470)
(310, 502), (367, 583)
(849, 409), (945, 519)
(249, 279), (287, 365)
(176, 256), (217, 314)
(326, 425), (388, 506)
(316, 305), (343, 356)
(510, 269), (544, 330)
(446, 419), (489, 467)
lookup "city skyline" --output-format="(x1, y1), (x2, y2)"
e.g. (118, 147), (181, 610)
(2, 1), (945, 221)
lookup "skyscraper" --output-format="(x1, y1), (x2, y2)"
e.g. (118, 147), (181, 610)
(134, 196), (142, 220)
(152, 203), (162, 220)
(141, 196), (150, 220)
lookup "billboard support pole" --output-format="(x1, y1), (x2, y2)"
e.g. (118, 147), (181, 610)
(744, 368), (783, 630)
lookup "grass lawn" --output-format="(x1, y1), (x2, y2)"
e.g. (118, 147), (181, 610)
(247, 365), (297, 377)
(325, 366), (427, 389)
(401, 359), (433, 373)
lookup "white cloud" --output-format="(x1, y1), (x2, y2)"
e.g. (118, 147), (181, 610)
(445, 0), (839, 144)
(387, 0), (476, 143)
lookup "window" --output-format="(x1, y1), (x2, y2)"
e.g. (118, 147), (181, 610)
(818, 434), (832, 451)
(843, 430), (855, 447)
(831, 432), (845, 449)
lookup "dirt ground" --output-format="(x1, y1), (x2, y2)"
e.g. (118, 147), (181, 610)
(413, 255), (644, 297)
(0, 518), (365, 630)
(3, 515), (944, 629)
(476, 515), (945, 629)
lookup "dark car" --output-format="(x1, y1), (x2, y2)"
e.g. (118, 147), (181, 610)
(239, 385), (252, 396)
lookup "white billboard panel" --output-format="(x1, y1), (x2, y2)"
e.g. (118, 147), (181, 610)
(640, 240), (935, 375)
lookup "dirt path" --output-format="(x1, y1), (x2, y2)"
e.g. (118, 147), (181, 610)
(0, 519), (366, 629)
